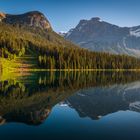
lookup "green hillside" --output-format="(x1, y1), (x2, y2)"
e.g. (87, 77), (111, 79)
(1, 22), (140, 71)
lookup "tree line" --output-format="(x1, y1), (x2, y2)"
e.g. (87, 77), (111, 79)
(0, 23), (140, 69)
(38, 47), (140, 69)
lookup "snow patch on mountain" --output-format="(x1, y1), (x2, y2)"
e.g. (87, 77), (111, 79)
(130, 28), (140, 37)
(58, 31), (67, 36)
(65, 28), (74, 37)
(125, 47), (140, 57)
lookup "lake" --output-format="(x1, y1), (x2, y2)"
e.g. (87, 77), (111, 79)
(0, 71), (140, 140)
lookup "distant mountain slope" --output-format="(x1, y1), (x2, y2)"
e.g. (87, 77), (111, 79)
(65, 17), (140, 57)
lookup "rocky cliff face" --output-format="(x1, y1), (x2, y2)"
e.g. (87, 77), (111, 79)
(65, 17), (140, 57)
(0, 11), (52, 30)
(0, 12), (6, 21)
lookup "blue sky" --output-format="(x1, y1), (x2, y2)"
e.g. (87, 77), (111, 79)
(0, 0), (140, 32)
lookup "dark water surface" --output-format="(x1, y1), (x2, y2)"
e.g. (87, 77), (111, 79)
(1, 71), (140, 140)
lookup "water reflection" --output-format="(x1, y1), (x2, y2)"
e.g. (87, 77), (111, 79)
(67, 81), (140, 120)
(0, 71), (140, 125)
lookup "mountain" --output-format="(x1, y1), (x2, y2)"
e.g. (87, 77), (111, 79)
(1, 11), (140, 70)
(0, 11), (79, 68)
(65, 17), (140, 57)
(0, 11), (76, 48)
(0, 11), (52, 30)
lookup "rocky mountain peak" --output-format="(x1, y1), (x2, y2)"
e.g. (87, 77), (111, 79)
(24, 11), (44, 16)
(78, 17), (101, 25)
(1, 11), (52, 30)
(79, 19), (87, 24)
(90, 17), (101, 22)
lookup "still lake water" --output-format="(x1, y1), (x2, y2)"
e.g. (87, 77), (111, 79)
(1, 71), (140, 140)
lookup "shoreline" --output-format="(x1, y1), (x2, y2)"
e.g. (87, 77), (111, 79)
(1, 57), (140, 73)
(7, 68), (140, 72)
(1, 68), (140, 81)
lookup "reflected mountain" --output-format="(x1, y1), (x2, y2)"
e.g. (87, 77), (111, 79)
(0, 71), (140, 125)
(67, 81), (140, 120)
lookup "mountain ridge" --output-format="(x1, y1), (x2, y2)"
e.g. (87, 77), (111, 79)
(1, 11), (140, 70)
(0, 11), (52, 30)
(65, 17), (140, 57)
